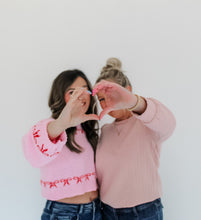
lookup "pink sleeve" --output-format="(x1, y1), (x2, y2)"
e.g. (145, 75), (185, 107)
(133, 98), (176, 142)
(22, 118), (67, 168)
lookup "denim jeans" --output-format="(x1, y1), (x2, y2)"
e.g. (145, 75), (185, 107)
(41, 198), (102, 220)
(101, 198), (163, 220)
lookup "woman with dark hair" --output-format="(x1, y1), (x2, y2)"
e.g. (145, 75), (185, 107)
(22, 70), (101, 220)
(93, 58), (176, 220)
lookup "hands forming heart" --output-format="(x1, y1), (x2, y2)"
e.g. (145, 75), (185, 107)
(59, 80), (136, 129)
(92, 80), (136, 120)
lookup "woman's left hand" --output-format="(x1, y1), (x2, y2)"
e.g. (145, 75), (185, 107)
(92, 80), (137, 119)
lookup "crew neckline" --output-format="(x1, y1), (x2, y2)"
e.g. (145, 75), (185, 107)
(113, 115), (135, 126)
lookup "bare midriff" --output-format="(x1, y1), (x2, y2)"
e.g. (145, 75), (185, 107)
(56, 190), (98, 204)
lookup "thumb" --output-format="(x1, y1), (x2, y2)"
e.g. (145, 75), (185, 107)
(81, 114), (99, 123)
(99, 107), (113, 120)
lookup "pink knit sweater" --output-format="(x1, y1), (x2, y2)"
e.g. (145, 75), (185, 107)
(22, 118), (97, 200)
(96, 98), (176, 208)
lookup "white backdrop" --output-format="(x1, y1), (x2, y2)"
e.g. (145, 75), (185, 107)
(0, 1), (201, 219)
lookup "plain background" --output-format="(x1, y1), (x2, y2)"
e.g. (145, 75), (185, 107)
(0, 0), (201, 219)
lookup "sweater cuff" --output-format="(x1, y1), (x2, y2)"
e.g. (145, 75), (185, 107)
(31, 118), (67, 157)
(132, 98), (157, 124)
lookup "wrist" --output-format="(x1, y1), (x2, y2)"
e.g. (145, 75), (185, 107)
(127, 94), (141, 111)
(47, 120), (63, 140)
(55, 117), (70, 131)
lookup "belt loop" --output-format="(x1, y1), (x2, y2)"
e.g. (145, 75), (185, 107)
(132, 206), (138, 217)
(78, 204), (84, 214)
(77, 204), (83, 220)
(46, 200), (54, 211)
(112, 206), (117, 219)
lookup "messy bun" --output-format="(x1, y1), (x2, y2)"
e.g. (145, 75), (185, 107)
(106, 57), (122, 69)
(97, 57), (131, 88)
(100, 58), (122, 74)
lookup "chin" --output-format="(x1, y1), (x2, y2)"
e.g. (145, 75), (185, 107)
(109, 110), (122, 119)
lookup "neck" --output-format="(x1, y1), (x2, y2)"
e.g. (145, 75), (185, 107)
(115, 109), (132, 122)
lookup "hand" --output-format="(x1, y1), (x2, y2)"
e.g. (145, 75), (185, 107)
(58, 87), (99, 129)
(48, 87), (99, 139)
(93, 80), (137, 119)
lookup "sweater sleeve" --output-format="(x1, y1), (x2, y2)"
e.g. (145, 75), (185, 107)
(133, 98), (176, 142)
(22, 118), (67, 168)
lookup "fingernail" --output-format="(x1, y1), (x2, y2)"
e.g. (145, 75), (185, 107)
(92, 89), (96, 96)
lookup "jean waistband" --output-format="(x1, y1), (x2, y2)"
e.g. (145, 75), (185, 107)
(45, 198), (100, 214)
(101, 198), (162, 215)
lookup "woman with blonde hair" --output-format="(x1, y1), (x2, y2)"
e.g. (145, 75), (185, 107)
(93, 58), (176, 220)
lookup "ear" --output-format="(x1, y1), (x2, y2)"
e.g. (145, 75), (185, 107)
(126, 85), (132, 92)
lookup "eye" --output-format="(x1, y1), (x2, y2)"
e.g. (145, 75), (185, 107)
(69, 90), (74, 95)
(99, 98), (105, 102)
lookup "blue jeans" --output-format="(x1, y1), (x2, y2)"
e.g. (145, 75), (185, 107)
(41, 198), (102, 220)
(101, 198), (163, 220)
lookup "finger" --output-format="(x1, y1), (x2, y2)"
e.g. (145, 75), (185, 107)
(77, 87), (89, 97)
(99, 107), (113, 120)
(71, 88), (87, 101)
(93, 81), (113, 96)
(81, 114), (99, 123)
(66, 87), (82, 97)
(93, 81), (111, 94)
(77, 89), (91, 102)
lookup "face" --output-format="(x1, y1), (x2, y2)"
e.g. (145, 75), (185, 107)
(65, 76), (91, 114)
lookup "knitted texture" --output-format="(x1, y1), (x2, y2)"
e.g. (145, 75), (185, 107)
(22, 119), (97, 200)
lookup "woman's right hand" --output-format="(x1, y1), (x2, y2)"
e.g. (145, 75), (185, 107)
(47, 88), (99, 139)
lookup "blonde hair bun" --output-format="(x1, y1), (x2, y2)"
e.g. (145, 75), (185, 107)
(106, 57), (122, 69)
(98, 57), (131, 87)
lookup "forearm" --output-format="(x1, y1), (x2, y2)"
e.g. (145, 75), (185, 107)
(47, 119), (70, 140)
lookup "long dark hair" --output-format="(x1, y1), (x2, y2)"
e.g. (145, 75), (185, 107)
(48, 69), (99, 154)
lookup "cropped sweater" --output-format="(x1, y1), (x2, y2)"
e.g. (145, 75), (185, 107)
(96, 98), (176, 208)
(22, 118), (97, 200)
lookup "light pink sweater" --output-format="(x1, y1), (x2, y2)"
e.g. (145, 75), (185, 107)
(96, 98), (176, 208)
(22, 118), (97, 200)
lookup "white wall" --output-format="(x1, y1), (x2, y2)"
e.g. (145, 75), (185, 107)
(0, 0), (200, 219)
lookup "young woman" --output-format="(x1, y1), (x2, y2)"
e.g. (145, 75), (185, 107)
(93, 58), (176, 220)
(22, 70), (102, 220)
